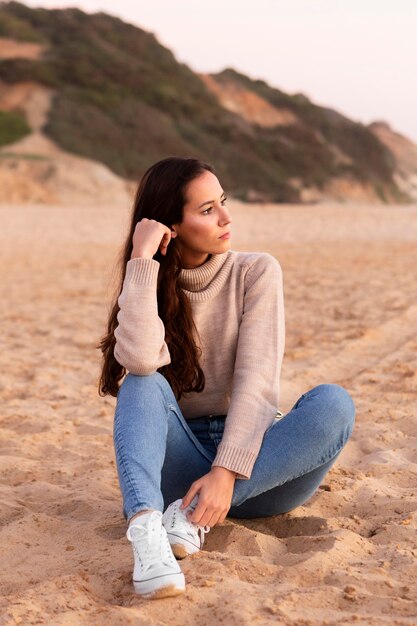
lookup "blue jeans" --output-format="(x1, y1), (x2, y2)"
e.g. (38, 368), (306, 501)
(113, 373), (355, 523)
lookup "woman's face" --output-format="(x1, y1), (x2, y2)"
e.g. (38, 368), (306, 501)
(172, 170), (232, 268)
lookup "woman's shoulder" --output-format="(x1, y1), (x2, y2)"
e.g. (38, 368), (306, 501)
(229, 250), (282, 276)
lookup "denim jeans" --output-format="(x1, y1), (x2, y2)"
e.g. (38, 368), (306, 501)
(113, 372), (355, 523)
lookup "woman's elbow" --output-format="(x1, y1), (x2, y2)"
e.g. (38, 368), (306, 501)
(114, 344), (170, 375)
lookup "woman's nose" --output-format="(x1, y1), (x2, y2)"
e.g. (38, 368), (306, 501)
(219, 207), (232, 226)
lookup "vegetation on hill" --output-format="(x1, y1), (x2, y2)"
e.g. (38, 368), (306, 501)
(0, 109), (30, 146)
(215, 69), (397, 193)
(0, 1), (409, 202)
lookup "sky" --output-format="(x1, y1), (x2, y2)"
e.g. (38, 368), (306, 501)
(22, 0), (417, 143)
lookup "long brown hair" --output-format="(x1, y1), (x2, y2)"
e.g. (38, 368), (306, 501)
(98, 156), (217, 399)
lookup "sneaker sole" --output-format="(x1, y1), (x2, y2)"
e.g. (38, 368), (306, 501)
(170, 542), (199, 559)
(133, 572), (185, 599)
(171, 543), (191, 559)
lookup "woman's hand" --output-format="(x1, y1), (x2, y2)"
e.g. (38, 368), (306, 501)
(180, 466), (237, 527)
(130, 218), (177, 259)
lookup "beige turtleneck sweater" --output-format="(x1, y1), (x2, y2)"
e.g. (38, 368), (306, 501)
(114, 250), (285, 480)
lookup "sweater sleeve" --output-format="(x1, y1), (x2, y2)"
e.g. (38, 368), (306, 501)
(211, 253), (285, 479)
(113, 257), (171, 375)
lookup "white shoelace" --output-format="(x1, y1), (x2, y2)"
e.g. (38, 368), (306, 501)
(171, 500), (211, 547)
(127, 511), (177, 570)
(196, 524), (211, 547)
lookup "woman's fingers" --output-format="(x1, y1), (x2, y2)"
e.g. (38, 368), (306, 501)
(159, 230), (172, 254)
(190, 505), (224, 528)
(131, 218), (176, 258)
(205, 511), (223, 528)
(187, 500), (206, 524)
(181, 482), (200, 509)
(186, 496), (222, 526)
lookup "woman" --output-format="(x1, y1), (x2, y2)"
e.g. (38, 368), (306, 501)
(98, 156), (355, 600)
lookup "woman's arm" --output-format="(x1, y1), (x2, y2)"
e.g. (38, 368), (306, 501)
(114, 218), (176, 375)
(211, 253), (285, 480)
(114, 257), (171, 375)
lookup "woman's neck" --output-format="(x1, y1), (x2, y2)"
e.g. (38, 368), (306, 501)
(181, 253), (212, 270)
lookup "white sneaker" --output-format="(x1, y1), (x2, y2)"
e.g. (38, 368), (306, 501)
(162, 496), (211, 559)
(126, 510), (185, 599)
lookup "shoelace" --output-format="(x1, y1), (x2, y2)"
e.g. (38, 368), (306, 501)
(172, 500), (211, 547)
(127, 511), (176, 570)
(195, 524), (211, 547)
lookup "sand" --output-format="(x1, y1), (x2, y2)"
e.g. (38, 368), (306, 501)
(1, 199), (417, 625)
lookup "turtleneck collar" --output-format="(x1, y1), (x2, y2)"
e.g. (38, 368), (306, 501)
(179, 251), (231, 296)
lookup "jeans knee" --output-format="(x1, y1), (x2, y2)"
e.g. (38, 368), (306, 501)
(315, 383), (355, 431)
(117, 371), (172, 405)
(123, 371), (164, 387)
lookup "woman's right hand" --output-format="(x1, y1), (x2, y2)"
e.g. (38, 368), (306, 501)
(130, 218), (177, 259)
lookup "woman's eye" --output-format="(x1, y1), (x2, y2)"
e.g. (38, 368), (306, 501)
(202, 198), (227, 215)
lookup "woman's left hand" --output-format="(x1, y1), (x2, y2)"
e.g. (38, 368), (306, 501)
(180, 466), (237, 527)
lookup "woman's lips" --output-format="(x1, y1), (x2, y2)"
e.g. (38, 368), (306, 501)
(219, 231), (231, 239)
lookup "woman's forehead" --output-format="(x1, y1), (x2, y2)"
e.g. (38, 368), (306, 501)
(185, 171), (223, 206)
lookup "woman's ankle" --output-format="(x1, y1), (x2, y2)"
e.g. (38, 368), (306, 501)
(128, 509), (156, 525)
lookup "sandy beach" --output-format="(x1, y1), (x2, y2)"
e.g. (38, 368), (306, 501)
(1, 199), (417, 625)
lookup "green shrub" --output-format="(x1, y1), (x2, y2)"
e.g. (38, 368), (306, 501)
(0, 110), (31, 146)
(0, 6), (45, 42)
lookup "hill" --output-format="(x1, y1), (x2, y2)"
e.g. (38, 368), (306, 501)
(0, 1), (415, 204)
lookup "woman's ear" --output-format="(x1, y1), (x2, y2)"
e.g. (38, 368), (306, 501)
(170, 227), (178, 238)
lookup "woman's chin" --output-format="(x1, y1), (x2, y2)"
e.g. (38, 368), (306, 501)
(217, 237), (232, 249)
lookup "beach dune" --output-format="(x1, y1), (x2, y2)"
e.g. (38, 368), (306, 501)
(1, 200), (416, 625)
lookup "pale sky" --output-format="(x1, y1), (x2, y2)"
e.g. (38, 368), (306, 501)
(23, 0), (417, 143)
